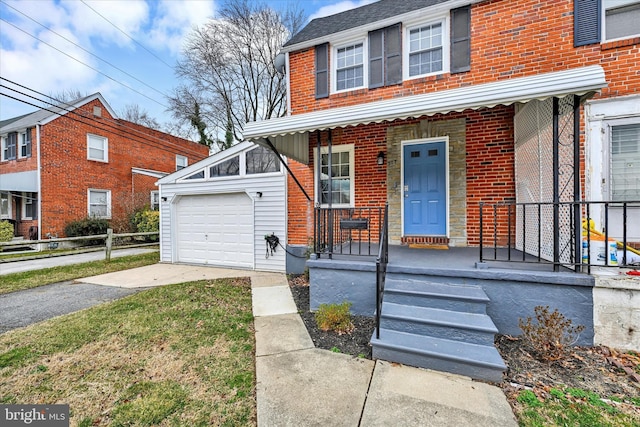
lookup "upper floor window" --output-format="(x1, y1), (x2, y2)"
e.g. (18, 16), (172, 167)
(408, 21), (445, 77)
(87, 134), (108, 162)
(19, 129), (32, 158)
(604, 1), (640, 41)
(88, 189), (111, 218)
(335, 42), (365, 91)
(2, 132), (17, 161)
(176, 155), (188, 171)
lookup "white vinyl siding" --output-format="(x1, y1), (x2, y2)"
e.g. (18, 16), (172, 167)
(87, 134), (108, 162)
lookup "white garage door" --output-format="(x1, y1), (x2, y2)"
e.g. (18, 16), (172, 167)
(176, 193), (254, 268)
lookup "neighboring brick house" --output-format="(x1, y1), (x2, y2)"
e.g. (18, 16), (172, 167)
(244, 0), (639, 257)
(0, 93), (209, 239)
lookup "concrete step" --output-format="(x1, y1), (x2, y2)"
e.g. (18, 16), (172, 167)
(384, 276), (490, 314)
(371, 328), (506, 383)
(380, 302), (498, 345)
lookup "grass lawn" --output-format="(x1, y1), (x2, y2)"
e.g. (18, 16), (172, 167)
(0, 251), (160, 295)
(0, 277), (256, 426)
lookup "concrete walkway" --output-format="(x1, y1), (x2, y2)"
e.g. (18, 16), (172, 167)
(2, 263), (518, 426)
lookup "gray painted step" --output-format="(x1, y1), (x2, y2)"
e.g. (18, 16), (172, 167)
(380, 302), (498, 345)
(384, 277), (489, 314)
(371, 328), (506, 383)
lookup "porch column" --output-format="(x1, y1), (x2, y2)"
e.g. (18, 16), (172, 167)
(327, 130), (333, 259)
(553, 97), (560, 271)
(573, 95), (582, 270)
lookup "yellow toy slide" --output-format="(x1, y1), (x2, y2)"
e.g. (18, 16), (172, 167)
(582, 219), (640, 257)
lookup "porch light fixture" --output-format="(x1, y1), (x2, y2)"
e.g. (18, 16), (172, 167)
(376, 151), (385, 165)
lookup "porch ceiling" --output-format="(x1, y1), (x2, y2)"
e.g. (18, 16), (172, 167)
(244, 65), (606, 163)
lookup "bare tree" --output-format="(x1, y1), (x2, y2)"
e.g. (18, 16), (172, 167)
(120, 104), (161, 129)
(169, 0), (305, 152)
(43, 89), (88, 107)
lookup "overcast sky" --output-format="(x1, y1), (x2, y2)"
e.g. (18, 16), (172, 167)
(0, 0), (374, 127)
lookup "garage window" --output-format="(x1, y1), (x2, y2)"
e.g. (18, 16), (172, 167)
(210, 156), (239, 177)
(247, 146), (280, 174)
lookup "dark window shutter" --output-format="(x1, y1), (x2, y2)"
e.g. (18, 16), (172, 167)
(385, 23), (402, 85)
(451, 6), (471, 73)
(7, 132), (17, 160)
(315, 43), (329, 99)
(369, 29), (384, 89)
(369, 23), (402, 89)
(26, 128), (32, 158)
(574, 0), (601, 46)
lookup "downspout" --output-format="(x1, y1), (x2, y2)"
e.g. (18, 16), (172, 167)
(36, 123), (42, 240)
(285, 52), (291, 116)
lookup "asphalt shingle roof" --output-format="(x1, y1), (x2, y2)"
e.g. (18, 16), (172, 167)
(284, 0), (451, 47)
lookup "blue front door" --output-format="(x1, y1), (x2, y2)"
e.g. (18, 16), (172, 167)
(403, 141), (447, 236)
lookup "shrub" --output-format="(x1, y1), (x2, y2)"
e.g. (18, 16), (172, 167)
(64, 217), (109, 246)
(0, 220), (13, 242)
(315, 301), (354, 335)
(519, 305), (585, 362)
(131, 209), (159, 242)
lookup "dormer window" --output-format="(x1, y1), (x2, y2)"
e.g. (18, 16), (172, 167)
(335, 42), (365, 91)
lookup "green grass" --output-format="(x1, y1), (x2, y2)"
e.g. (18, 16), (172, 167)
(0, 277), (256, 426)
(0, 251), (159, 295)
(514, 386), (640, 426)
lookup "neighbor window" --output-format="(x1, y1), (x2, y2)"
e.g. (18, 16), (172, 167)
(176, 155), (188, 171)
(87, 134), (108, 162)
(19, 129), (32, 158)
(210, 156), (239, 177)
(151, 191), (160, 210)
(604, 1), (640, 41)
(408, 22), (444, 77)
(88, 189), (111, 218)
(2, 132), (17, 161)
(611, 123), (640, 201)
(316, 144), (354, 207)
(1, 192), (10, 219)
(246, 146), (280, 174)
(335, 42), (364, 91)
(21, 192), (37, 220)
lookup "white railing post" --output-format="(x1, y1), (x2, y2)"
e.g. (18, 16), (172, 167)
(105, 228), (113, 261)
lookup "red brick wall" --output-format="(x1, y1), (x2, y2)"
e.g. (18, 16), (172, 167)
(287, 159), (314, 245)
(37, 99), (209, 236)
(288, 0), (639, 114)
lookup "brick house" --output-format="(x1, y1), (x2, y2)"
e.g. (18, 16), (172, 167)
(0, 93), (209, 240)
(244, 0), (640, 380)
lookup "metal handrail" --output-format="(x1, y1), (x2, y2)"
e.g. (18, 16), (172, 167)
(375, 203), (389, 339)
(479, 200), (640, 271)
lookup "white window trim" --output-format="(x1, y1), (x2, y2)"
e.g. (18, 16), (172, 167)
(314, 144), (355, 208)
(18, 131), (30, 159)
(176, 154), (188, 171)
(403, 15), (450, 81)
(605, 117), (640, 201)
(21, 192), (36, 220)
(0, 192), (11, 220)
(1, 136), (7, 161)
(87, 134), (108, 162)
(331, 38), (368, 94)
(87, 189), (112, 219)
(601, 0), (640, 42)
(151, 191), (160, 210)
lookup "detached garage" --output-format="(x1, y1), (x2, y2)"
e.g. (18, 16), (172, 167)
(157, 141), (287, 272)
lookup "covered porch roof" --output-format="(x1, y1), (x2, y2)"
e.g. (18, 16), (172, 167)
(243, 65), (607, 163)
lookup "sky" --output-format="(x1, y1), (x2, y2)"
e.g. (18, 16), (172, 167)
(0, 0), (374, 129)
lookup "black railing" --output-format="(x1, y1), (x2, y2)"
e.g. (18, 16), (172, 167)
(375, 204), (389, 339)
(479, 200), (640, 272)
(314, 206), (385, 257)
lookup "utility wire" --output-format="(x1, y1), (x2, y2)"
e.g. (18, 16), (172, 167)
(1, 1), (169, 99)
(1, 86), (207, 158)
(0, 18), (168, 109)
(80, 0), (174, 69)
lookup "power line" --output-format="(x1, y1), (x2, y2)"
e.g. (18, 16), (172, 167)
(1, 1), (170, 99)
(80, 0), (174, 70)
(0, 18), (168, 109)
(1, 84), (207, 159)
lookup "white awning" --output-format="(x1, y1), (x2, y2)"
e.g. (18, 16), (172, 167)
(0, 171), (38, 192)
(244, 66), (607, 162)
